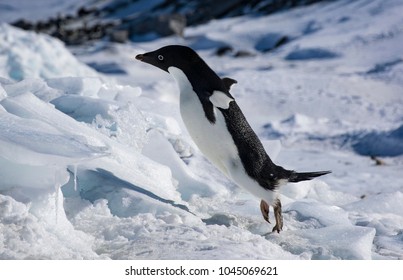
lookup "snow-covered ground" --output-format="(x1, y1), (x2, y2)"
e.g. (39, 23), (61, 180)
(1, 0), (403, 260)
(0, 0), (90, 23)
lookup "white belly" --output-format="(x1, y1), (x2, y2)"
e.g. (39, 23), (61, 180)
(181, 90), (236, 176)
(168, 67), (278, 205)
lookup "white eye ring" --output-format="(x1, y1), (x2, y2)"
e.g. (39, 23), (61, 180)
(158, 55), (164, 61)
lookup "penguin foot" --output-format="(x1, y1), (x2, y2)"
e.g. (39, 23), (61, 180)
(272, 200), (283, 233)
(260, 200), (270, 223)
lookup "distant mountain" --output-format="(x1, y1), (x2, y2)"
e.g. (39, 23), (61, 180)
(9, 0), (331, 45)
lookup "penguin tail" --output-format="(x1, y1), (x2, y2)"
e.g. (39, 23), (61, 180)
(288, 170), (331, 183)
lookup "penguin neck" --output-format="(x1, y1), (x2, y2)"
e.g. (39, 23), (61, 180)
(168, 67), (193, 94)
(168, 66), (216, 124)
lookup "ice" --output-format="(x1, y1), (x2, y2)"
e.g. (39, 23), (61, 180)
(0, 24), (189, 259)
(3, 78), (60, 101)
(285, 200), (351, 227)
(54, 168), (63, 224)
(73, 164), (78, 192)
(0, 194), (100, 259)
(51, 94), (118, 123)
(1, 0), (403, 260)
(0, 107), (106, 166)
(142, 130), (223, 200)
(344, 191), (403, 239)
(268, 225), (376, 260)
(0, 24), (97, 81)
(0, 157), (68, 191)
(46, 77), (103, 97)
(0, 84), (7, 100)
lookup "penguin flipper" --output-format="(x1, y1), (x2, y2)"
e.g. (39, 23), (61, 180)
(222, 77), (237, 91)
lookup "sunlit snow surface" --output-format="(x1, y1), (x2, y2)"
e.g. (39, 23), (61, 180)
(1, 0), (403, 260)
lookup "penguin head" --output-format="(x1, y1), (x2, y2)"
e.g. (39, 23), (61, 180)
(136, 45), (201, 73)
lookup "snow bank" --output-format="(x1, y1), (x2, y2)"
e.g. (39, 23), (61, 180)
(268, 199), (376, 259)
(351, 125), (403, 157)
(0, 23), (199, 259)
(344, 192), (403, 237)
(0, 194), (99, 259)
(263, 113), (403, 157)
(0, 72), (187, 204)
(0, 24), (97, 81)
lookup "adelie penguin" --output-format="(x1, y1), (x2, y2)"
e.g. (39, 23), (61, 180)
(136, 45), (330, 233)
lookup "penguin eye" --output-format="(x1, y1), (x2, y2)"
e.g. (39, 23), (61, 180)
(158, 55), (164, 61)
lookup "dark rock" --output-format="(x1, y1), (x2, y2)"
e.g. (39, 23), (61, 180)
(255, 33), (289, 52)
(10, 0), (331, 45)
(234, 50), (255, 57)
(216, 46), (234, 56)
(77, 7), (97, 17)
(13, 19), (34, 30)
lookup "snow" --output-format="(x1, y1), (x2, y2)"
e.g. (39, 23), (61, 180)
(1, 0), (403, 260)
(0, 0), (90, 23)
(0, 24), (97, 81)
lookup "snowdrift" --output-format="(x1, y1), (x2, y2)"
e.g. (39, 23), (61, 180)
(0, 24), (189, 259)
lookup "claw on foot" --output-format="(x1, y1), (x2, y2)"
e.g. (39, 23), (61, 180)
(260, 199), (283, 233)
(272, 200), (283, 233)
(260, 200), (270, 223)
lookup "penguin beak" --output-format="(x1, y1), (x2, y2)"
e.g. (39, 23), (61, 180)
(135, 54), (145, 61)
(135, 51), (168, 72)
(135, 52), (153, 66)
